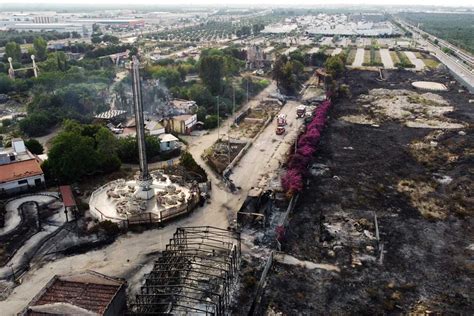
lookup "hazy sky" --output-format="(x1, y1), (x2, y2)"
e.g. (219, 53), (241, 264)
(0, 0), (472, 7)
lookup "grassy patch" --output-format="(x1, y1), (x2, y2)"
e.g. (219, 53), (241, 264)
(421, 57), (440, 69)
(362, 47), (383, 67)
(389, 51), (401, 64)
(395, 51), (415, 68)
(345, 48), (357, 65)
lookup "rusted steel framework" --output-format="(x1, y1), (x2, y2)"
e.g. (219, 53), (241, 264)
(129, 226), (241, 315)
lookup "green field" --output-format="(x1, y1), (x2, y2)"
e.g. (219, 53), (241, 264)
(398, 12), (474, 54)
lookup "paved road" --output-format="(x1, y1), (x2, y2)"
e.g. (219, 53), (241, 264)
(396, 19), (474, 92)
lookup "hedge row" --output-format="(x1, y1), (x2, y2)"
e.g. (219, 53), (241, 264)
(281, 100), (332, 197)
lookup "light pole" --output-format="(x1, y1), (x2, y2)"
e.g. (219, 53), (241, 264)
(216, 96), (220, 141)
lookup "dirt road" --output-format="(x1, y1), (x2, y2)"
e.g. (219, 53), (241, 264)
(230, 100), (303, 193)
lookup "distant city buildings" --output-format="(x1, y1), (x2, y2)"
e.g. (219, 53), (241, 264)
(0, 11), (145, 37)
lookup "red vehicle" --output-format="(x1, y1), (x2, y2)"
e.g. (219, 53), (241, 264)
(275, 126), (286, 135)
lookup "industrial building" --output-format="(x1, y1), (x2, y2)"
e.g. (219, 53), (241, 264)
(0, 139), (45, 196)
(129, 226), (241, 315)
(164, 114), (198, 135)
(6, 23), (92, 37)
(21, 271), (127, 316)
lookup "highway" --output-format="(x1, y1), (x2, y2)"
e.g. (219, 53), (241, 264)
(396, 18), (474, 92)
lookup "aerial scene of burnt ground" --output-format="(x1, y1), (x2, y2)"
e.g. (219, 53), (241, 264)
(261, 69), (473, 314)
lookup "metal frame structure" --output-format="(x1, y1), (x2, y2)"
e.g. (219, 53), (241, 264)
(130, 226), (241, 315)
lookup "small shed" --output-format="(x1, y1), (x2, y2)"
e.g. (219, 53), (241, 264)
(59, 185), (77, 221)
(159, 133), (180, 152)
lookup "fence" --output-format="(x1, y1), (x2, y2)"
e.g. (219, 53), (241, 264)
(90, 185), (201, 229)
(248, 251), (274, 315)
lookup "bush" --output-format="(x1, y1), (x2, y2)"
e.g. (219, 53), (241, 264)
(25, 139), (44, 155)
(281, 169), (303, 197)
(180, 151), (207, 181)
(1, 118), (12, 127)
(204, 115), (219, 129)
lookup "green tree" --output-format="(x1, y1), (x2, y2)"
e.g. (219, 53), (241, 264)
(187, 84), (214, 109)
(324, 55), (345, 79)
(25, 139), (44, 154)
(204, 115), (219, 129)
(19, 111), (57, 136)
(0, 74), (13, 94)
(5, 42), (21, 62)
(47, 131), (98, 183)
(199, 55), (225, 95)
(95, 126), (117, 154)
(33, 37), (47, 60)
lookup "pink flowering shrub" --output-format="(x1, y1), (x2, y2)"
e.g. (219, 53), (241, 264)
(281, 99), (332, 197)
(281, 169), (303, 197)
(289, 153), (310, 171)
(296, 144), (315, 157)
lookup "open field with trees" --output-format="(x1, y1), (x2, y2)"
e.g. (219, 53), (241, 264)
(398, 12), (474, 54)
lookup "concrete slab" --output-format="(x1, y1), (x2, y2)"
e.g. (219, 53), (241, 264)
(352, 48), (365, 67)
(405, 51), (425, 70)
(331, 47), (342, 56)
(412, 81), (448, 91)
(380, 48), (395, 69)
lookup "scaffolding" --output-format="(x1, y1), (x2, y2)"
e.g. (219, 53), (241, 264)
(129, 226), (241, 315)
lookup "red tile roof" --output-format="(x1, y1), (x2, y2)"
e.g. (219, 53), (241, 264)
(0, 159), (43, 183)
(26, 272), (125, 315)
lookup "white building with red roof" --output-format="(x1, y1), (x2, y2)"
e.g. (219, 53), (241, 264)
(0, 138), (45, 195)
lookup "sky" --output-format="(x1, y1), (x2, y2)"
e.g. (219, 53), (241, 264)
(0, 0), (472, 7)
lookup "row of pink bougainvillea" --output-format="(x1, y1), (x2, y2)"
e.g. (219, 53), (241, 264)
(281, 99), (332, 197)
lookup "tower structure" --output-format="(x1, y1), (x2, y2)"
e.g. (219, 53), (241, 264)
(131, 55), (154, 200)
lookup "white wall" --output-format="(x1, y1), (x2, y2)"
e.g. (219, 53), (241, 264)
(0, 175), (45, 194)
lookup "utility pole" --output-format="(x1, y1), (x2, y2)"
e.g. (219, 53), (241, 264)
(232, 83), (236, 117)
(246, 78), (249, 105)
(216, 96), (220, 141)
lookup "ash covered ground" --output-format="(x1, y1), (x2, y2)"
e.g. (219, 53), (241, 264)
(260, 69), (473, 314)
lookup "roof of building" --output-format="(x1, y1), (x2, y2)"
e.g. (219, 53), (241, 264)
(172, 114), (195, 121)
(25, 271), (126, 316)
(159, 133), (179, 143)
(145, 120), (165, 132)
(94, 110), (127, 120)
(59, 185), (76, 208)
(0, 158), (43, 183)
